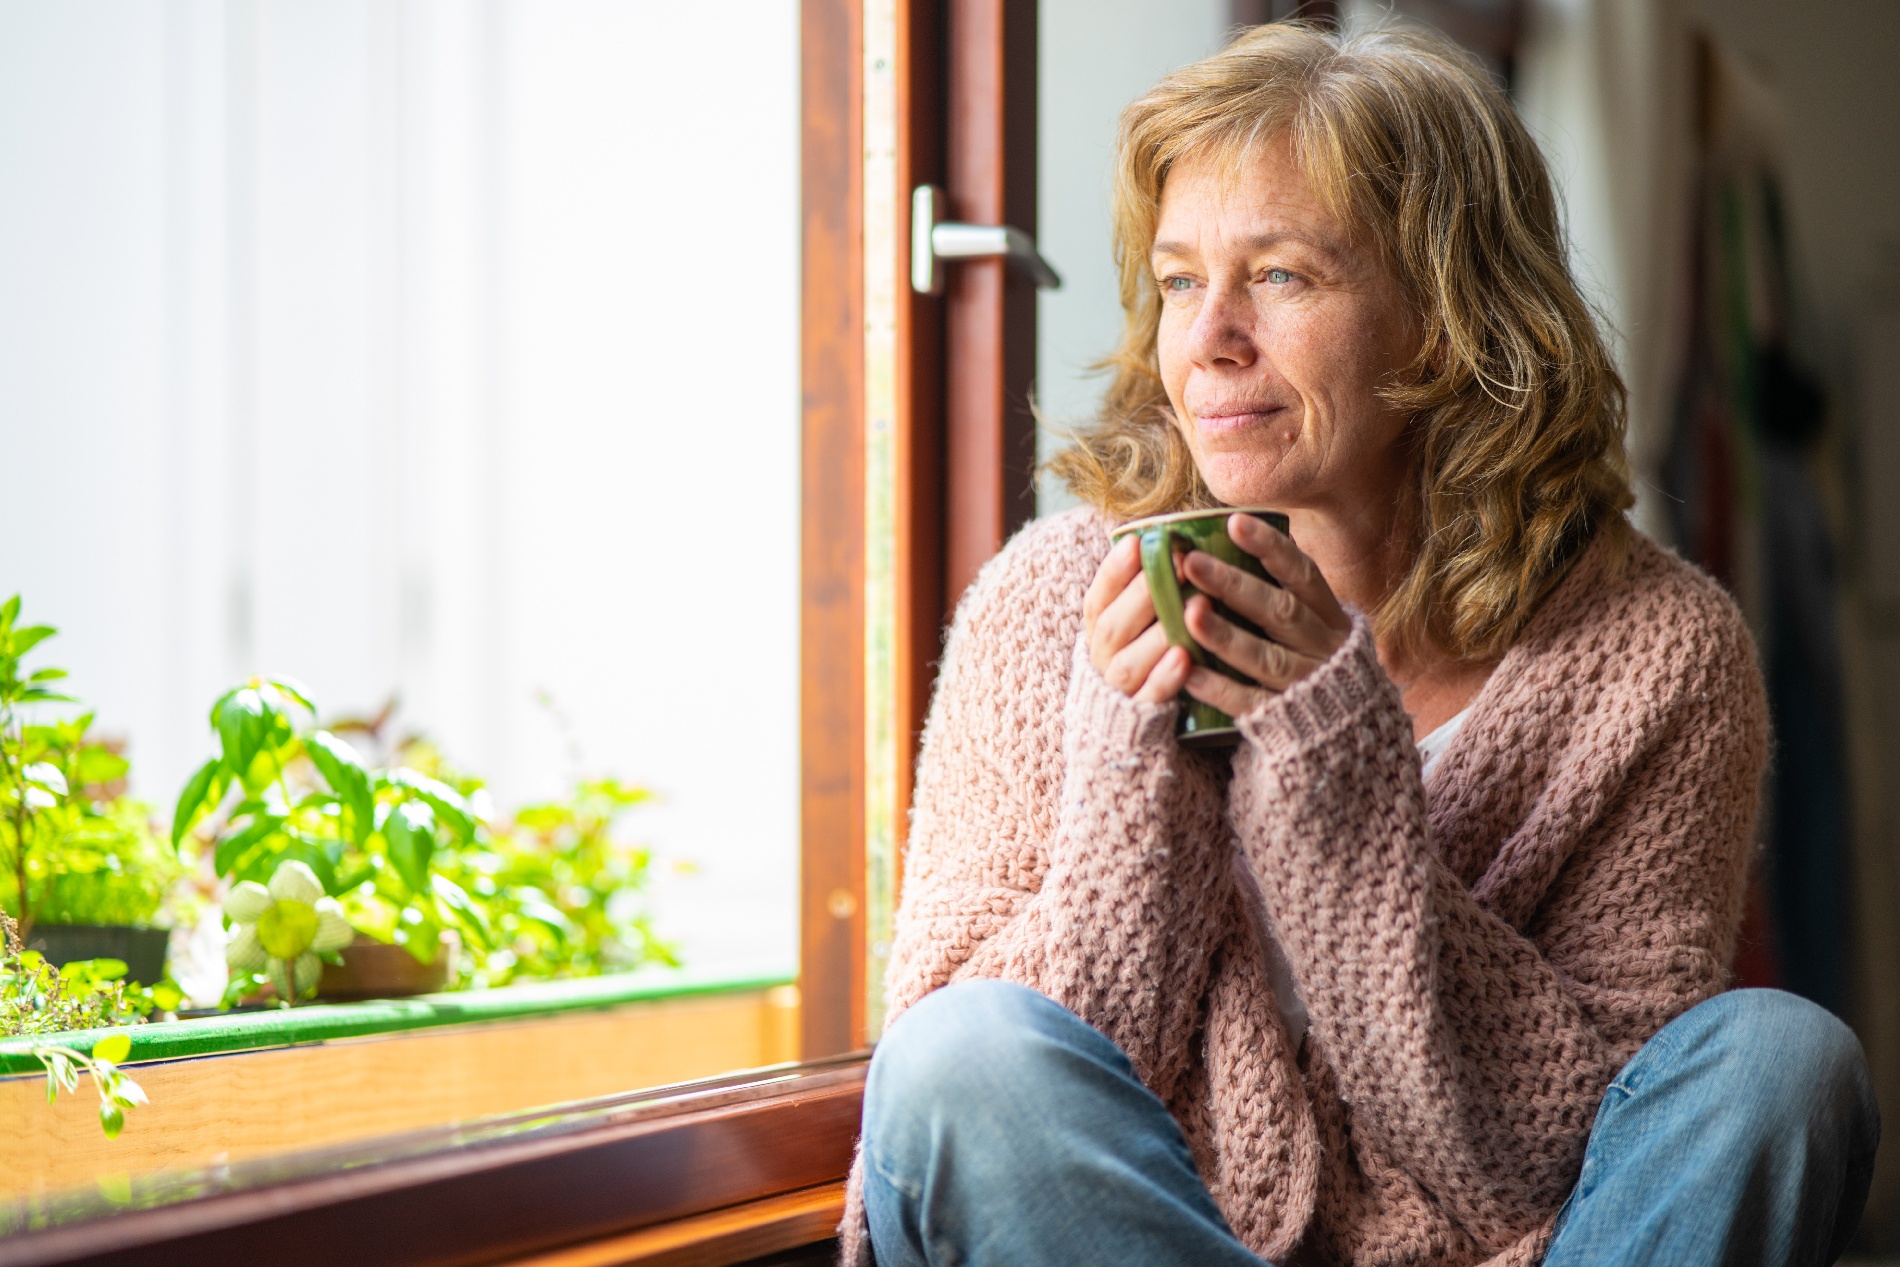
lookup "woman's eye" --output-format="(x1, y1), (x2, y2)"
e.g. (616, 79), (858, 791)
(1161, 275), (1196, 293)
(1265, 267), (1293, 284)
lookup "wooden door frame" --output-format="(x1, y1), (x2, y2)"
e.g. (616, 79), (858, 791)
(940, 0), (1039, 613)
(800, 0), (869, 1059)
(800, 0), (1037, 1057)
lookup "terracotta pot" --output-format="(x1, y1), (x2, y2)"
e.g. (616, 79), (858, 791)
(24, 924), (170, 985)
(316, 935), (453, 1001)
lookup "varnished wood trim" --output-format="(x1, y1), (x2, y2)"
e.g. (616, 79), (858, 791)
(801, 0), (868, 1058)
(497, 1183), (846, 1267)
(941, 0), (1038, 612)
(893, 0), (946, 993)
(0, 1060), (868, 1267)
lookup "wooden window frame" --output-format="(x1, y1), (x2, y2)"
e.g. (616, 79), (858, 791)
(801, 0), (1041, 1060)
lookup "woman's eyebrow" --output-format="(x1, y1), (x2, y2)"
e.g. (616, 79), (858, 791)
(1239, 230), (1346, 259)
(1150, 231), (1344, 262)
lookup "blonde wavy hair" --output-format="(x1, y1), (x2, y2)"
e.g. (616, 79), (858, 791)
(1046, 21), (1633, 662)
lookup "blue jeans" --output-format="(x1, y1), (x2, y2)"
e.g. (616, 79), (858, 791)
(862, 981), (1879, 1267)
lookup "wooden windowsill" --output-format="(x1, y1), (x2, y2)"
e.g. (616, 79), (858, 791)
(1, 980), (801, 1206)
(502, 1183), (845, 1267)
(2, 1054), (868, 1267)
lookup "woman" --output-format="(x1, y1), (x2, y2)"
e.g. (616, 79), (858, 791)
(848, 22), (1877, 1267)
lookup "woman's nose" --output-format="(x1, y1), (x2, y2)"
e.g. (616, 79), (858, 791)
(1184, 283), (1257, 369)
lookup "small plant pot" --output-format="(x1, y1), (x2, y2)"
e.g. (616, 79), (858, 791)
(24, 924), (170, 985)
(316, 935), (453, 1001)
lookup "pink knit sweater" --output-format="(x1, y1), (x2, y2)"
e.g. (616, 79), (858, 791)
(842, 508), (1768, 1267)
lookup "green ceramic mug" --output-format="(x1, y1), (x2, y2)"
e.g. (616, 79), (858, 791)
(1108, 507), (1291, 748)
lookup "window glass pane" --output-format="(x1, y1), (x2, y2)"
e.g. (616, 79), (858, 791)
(0, 0), (798, 995)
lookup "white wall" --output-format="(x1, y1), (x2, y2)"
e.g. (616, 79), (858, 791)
(1036, 0), (1230, 512)
(0, 0), (801, 979)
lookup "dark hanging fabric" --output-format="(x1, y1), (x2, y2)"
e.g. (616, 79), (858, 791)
(1662, 111), (1853, 1015)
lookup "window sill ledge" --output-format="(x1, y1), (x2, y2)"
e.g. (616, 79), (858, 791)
(0, 971), (800, 1206)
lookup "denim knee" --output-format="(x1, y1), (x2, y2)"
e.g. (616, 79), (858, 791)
(1620, 989), (1879, 1151)
(1668, 991), (1867, 1104)
(865, 980), (1107, 1176)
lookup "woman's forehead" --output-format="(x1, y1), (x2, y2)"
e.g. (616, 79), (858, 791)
(1152, 146), (1352, 261)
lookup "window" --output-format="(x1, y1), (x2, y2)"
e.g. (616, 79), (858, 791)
(0, 3), (800, 985)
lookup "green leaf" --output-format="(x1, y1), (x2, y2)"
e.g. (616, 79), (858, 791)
(99, 1102), (125, 1140)
(264, 677), (317, 715)
(306, 731), (375, 845)
(214, 814), (284, 878)
(383, 800), (436, 894)
(331, 862), (375, 893)
(431, 874), (490, 948)
(75, 747), (129, 785)
(92, 1034), (131, 1064)
(11, 624), (55, 656)
(514, 896), (574, 945)
(213, 687), (274, 783)
(387, 770), (477, 841)
(25, 665), (67, 682)
(1, 594), (20, 632)
(271, 837), (339, 895)
(18, 687), (76, 704)
(63, 958), (127, 982)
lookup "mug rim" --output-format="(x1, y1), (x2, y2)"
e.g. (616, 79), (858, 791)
(1108, 506), (1286, 539)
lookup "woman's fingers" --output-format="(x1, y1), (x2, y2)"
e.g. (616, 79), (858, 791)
(1086, 524), (1344, 709)
(1181, 550), (1339, 659)
(1136, 644), (1193, 705)
(1089, 567), (1168, 682)
(1083, 534), (1142, 628)
(1226, 513), (1352, 634)
(1102, 618), (1175, 698)
(1184, 665), (1272, 717)
(1183, 594), (1324, 692)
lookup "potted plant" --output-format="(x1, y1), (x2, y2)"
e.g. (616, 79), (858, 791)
(0, 597), (178, 984)
(448, 776), (678, 988)
(172, 677), (491, 1003)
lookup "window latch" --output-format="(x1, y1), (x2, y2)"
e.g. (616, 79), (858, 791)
(910, 185), (1062, 295)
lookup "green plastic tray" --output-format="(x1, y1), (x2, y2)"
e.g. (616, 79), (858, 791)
(0, 967), (794, 1075)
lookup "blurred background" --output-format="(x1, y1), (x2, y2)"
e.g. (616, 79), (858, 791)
(4, 0), (1900, 1245)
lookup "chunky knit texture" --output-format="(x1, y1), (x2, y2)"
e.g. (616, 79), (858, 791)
(843, 508), (1768, 1267)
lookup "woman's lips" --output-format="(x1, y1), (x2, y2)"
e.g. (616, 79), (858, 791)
(1191, 405), (1284, 437)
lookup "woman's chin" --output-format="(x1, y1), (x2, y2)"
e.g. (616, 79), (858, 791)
(1199, 460), (1308, 511)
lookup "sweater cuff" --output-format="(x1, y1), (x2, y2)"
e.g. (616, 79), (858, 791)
(1234, 614), (1396, 759)
(1066, 636), (1180, 755)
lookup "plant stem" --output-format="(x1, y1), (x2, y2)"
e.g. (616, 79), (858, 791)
(8, 764), (30, 938)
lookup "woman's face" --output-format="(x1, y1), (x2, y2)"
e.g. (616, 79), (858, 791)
(1152, 138), (1421, 514)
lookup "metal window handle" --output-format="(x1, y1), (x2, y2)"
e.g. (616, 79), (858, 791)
(911, 185), (1062, 295)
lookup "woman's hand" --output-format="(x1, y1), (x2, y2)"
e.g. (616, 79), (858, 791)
(1179, 513), (1352, 716)
(1084, 534), (1194, 703)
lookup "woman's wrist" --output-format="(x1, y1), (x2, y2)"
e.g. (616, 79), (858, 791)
(1232, 615), (1399, 757)
(1067, 636), (1182, 755)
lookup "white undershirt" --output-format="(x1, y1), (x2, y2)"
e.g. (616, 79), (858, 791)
(1236, 705), (1473, 1053)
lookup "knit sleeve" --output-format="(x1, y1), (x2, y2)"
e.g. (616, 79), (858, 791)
(1228, 600), (1766, 1253)
(882, 515), (1235, 1098)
